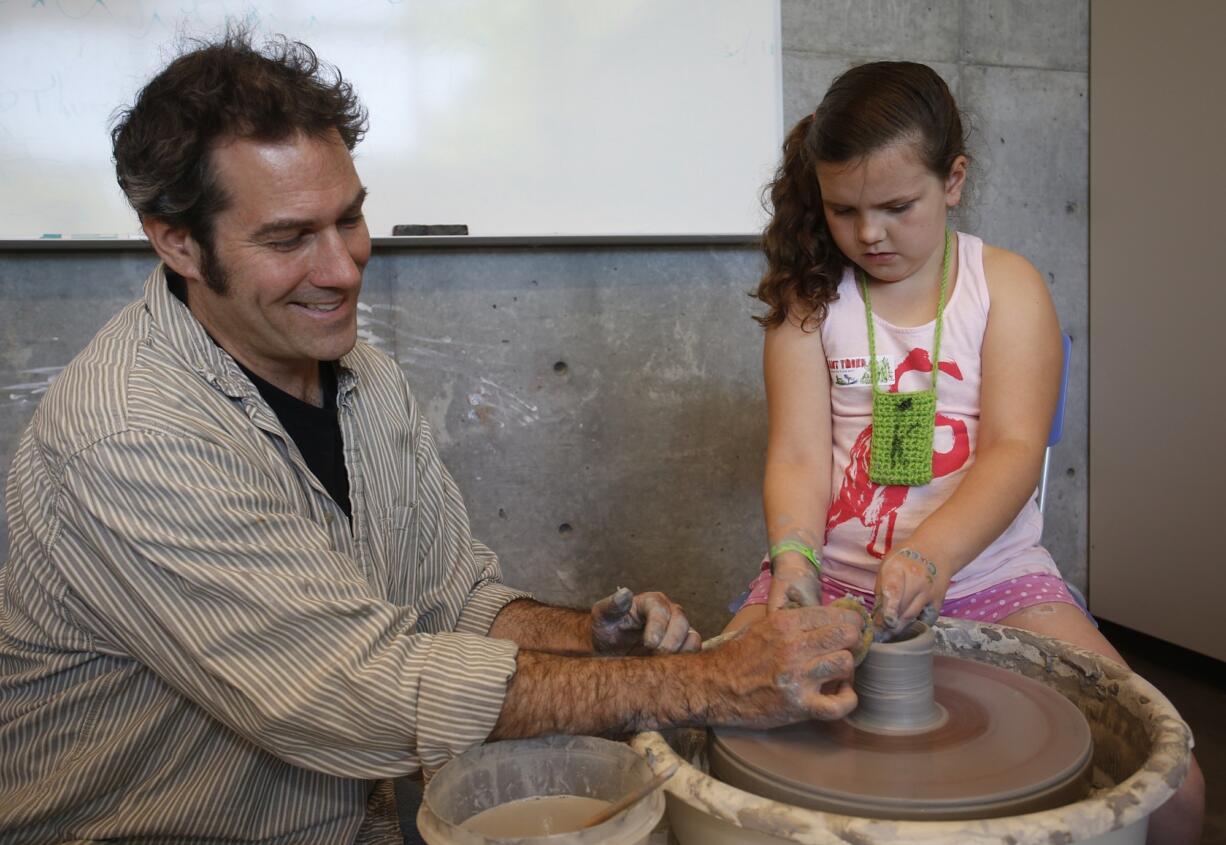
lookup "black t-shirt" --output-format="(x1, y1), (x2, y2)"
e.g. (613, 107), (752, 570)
(238, 362), (351, 522)
(167, 272), (352, 520)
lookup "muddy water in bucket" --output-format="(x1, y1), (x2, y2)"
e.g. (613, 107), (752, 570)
(632, 619), (1194, 845)
(417, 735), (663, 845)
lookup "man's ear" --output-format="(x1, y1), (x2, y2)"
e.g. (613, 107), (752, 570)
(142, 218), (205, 281)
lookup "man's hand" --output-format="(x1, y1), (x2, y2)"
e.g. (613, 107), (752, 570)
(705, 604), (865, 727)
(590, 587), (700, 655)
(490, 603), (866, 740)
(873, 547), (948, 639)
(766, 553), (822, 611)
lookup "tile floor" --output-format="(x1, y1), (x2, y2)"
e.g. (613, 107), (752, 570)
(1099, 620), (1224, 845)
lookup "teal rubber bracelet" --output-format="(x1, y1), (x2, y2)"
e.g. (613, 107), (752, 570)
(769, 540), (822, 575)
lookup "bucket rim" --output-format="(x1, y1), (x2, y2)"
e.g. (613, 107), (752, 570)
(419, 734), (665, 843)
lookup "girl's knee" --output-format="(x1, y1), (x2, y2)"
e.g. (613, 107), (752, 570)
(999, 603), (1128, 665)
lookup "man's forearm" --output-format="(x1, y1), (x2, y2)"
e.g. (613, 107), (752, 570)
(487, 598), (593, 654)
(488, 604), (867, 741)
(488, 649), (720, 739)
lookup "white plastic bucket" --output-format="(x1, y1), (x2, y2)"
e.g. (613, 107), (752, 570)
(418, 734), (664, 844)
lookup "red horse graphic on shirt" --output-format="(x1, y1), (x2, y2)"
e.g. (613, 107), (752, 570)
(825, 347), (971, 559)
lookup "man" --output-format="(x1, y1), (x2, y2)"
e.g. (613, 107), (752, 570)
(0, 33), (863, 842)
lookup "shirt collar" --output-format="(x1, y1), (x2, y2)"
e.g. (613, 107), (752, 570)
(142, 263), (360, 403)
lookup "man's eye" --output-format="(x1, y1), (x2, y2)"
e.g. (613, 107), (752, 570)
(339, 214), (364, 228)
(270, 235), (304, 250)
(887, 203), (913, 214)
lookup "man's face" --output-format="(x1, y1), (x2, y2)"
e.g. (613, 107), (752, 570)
(186, 129), (371, 397)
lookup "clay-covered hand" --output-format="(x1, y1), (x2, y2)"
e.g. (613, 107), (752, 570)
(872, 547), (949, 639)
(590, 587), (701, 655)
(766, 552), (822, 611)
(827, 595), (875, 666)
(705, 604), (865, 727)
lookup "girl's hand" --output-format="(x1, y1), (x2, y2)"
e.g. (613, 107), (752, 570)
(766, 552), (822, 611)
(873, 547), (950, 637)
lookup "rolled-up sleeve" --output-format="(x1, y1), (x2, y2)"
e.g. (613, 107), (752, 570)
(454, 541), (529, 636)
(413, 629), (518, 771)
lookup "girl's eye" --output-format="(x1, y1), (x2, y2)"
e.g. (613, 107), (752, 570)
(831, 208), (854, 217)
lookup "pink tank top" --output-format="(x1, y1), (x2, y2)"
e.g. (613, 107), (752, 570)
(820, 233), (1058, 598)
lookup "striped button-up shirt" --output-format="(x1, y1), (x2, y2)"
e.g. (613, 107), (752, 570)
(0, 266), (527, 843)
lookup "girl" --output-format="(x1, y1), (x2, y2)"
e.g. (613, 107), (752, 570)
(726, 61), (1202, 844)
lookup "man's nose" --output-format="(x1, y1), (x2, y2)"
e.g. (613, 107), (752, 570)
(315, 227), (364, 289)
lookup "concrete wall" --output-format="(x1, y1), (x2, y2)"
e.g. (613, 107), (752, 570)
(0, 0), (1089, 636)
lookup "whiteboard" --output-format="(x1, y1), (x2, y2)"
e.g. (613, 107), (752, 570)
(0, 0), (782, 240)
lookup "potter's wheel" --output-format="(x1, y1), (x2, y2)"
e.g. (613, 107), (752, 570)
(711, 634), (1093, 820)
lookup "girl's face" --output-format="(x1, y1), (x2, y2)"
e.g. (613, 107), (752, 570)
(816, 140), (966, 289)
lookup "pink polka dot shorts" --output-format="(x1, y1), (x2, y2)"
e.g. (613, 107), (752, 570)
(733, 560), (1085, 625)
(940, 573), (1083, 622)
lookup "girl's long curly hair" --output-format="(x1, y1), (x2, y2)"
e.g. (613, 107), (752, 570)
(755, 62), (967, 331)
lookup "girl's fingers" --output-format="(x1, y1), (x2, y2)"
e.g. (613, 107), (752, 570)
(899, 591), (929, 627)
(769, 560), (821, 611)
(877, 556), (938, 632)
(875, 567), (904, 626)
(784, 578), (822, 608)
(766, 580), (791, 612)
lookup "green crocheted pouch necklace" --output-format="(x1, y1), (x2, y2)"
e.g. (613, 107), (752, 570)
(857, 227), (953, 487)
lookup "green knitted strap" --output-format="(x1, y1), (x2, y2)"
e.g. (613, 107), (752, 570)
(857, 229), (954, 486)
(769, 540), (822, 574)
(859, 227), (953, 394)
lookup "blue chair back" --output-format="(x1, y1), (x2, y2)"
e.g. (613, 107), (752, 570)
(1038, 333), (1072, 514)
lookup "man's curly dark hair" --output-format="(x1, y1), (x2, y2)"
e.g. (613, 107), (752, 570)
(111, 27), (368, 285)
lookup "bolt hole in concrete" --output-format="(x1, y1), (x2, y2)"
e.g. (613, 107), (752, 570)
(633, 619), (1193, 844)
(558, 523), (572, 535)
(554, 361), (568, 374)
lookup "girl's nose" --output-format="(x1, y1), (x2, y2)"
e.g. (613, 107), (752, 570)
(856, 216), (883, 245)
